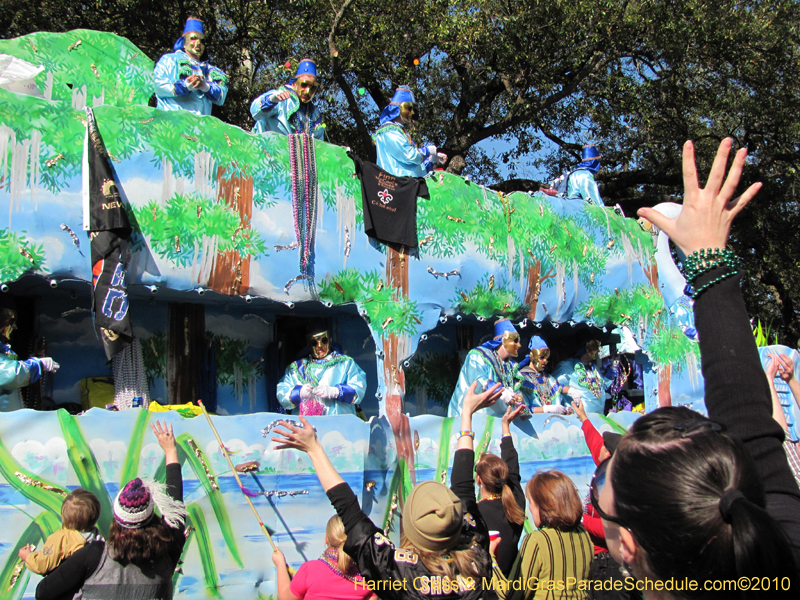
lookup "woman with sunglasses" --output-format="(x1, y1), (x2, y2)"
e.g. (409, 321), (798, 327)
(373, 86), (445, 177)
(590, 139), (799, 597)
(251, 59), (325, 140)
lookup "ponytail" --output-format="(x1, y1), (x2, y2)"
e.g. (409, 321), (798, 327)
(723, 492), (798, 589)
(501, 483), (525, 525)
(476, 453), (525, 525)
(325, 515), (354, 573)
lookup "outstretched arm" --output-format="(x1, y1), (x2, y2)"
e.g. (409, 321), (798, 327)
(638, 139), (800, 513)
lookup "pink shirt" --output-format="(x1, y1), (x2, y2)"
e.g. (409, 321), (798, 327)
(290, 559), (374, 600)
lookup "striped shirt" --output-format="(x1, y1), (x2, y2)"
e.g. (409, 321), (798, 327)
(493, 527), (593, 600)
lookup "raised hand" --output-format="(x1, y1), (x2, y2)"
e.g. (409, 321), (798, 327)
(637, 138), (761, 256)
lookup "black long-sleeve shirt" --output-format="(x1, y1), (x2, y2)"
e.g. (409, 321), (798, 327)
(475, 437), (525, 576)
(694, 272), (800, 564)
(35, 463), (185, 600)
(327, 448), (491, 599)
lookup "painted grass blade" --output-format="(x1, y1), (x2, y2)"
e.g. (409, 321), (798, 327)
(57, 411), (114, 536)
(120, 408), (151, 487)
(0, 435), (67, 518)
(154, 433), (243, 568)
(0, 511), (62, 599)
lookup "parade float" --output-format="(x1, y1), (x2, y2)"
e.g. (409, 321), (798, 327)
(0, 30), (797, 599)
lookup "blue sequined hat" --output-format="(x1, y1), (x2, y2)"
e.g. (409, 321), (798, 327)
(379, 86), (416, 125)
(576, 144), (601, 174)
(174, 18), (205, 51)
(480, 319), (519, 350)
(529, 336), (548, 350)
(295, 59), (317, 79)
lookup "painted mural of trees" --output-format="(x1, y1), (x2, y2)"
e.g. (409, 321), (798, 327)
(645, 325), (699, 408)
(318, 267), (420, 480)
(418, 177), (607, 320)
(133, 193), (266, 273)
(453, 275), (524, 319)
(0, 230), (46, 283)
(577, 284), (665, 333)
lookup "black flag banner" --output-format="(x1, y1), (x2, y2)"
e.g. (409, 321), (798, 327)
(86, 107), (133, 360)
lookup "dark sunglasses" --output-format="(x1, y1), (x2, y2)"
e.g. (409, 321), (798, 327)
(311, 336), (329, 347)
(589, 457), (627, 528)
(298, 80), (319, 91)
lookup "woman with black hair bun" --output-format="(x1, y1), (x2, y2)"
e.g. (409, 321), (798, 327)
(591, 139), (800, 597)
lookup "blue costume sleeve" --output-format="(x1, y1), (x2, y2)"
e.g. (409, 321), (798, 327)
(335, 358), (367, 406)
(567, 169), (602, 205)
(154, 51), (224, 116)
(375, 125), (430, 178)
(277, 363), (303, 411)
(552, 358), (605, 414)
(0, 353), (38, 392)
(447, 350), (508, 418)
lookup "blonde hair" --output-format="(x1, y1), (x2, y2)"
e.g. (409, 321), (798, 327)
(400, 534), (487, 580)
(326, 515), (354, 573)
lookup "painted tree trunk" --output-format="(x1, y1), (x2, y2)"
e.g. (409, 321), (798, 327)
(382, 332), (415, 485)
(658, 363), (672, 407)
(384, 243), (415, 483)
(524, 258), (555, 319)
(207, 165), (253, 295)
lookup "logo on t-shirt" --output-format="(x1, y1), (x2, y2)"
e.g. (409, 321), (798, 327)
(377, 189), (393, 205)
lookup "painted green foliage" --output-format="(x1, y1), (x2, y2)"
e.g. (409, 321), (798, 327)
(0, 229), (47, 281)
(647, 324), (699, 371)
(577, 284), (665, 329)
(0, 30), (154, 108)
(1, 512), (62, 599)
(452, 274), (524, 318)
(141, 331), (167, 386)
(134, 194), (267, 268)
(318, 269), (421, 336)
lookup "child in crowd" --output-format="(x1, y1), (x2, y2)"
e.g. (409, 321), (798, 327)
(19, 488), (103, 574)
(272, 515), (375, 600)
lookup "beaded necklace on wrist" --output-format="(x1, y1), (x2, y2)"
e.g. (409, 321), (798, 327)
(681, 248), (741, 299)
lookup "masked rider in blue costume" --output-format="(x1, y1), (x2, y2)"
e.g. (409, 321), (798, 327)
(373, 86), (446, 177)
(447, 319), (529, 419)
(518, 336), (577, 415)
(567, 144), (603, 205)
(552, 339), (613, 414)
(0, 309), (59, 411)
(277, 323), (366, 416)
(251, 59), (325, 140)
(154, 18), (228, 116)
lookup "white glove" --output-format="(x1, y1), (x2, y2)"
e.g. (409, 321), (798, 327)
(39, 357), (59, 373)
(565, 388), (583, 401)
(542, 404), (569, 415)
(436, 152), (448, 165)
(425, 144), (437, 158)
(500, 387), (516, 405)
(198, 80), (210, 93)
(299, 383), (314, 401)
(314, 384), (340, 399)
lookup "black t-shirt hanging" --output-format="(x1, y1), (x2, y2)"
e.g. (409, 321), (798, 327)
(352, 155), (428, 248)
